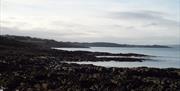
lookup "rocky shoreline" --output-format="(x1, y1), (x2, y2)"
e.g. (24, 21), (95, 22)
(0, 47), (180, 91)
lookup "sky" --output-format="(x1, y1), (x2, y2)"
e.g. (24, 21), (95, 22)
(0, 0), (180, 45)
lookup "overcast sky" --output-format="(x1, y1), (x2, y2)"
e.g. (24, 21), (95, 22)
(0, 0), (180, 45)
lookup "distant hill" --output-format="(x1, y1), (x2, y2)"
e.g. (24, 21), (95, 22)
(72, 42), (170, 48)
(168, 45), (180, 48)
(1, 35), (88, 48)
(0, 36), (38, 48)
(1, 35), (170, 48)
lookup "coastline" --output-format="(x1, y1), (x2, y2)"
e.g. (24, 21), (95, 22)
(0, 47), (180, 91)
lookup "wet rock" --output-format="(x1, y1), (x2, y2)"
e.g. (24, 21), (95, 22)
(0, 46), (180, 91)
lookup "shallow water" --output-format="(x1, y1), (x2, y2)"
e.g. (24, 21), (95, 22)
(54, 46), (180, 68)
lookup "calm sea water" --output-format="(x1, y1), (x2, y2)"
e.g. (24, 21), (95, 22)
(55, 46), (180, 68)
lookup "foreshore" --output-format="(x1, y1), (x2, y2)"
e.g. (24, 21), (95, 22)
(0, 47), (180, 91)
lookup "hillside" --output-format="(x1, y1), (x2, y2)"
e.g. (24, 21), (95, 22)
(1, 35), (170, 48)
(1, 35), (88, 48)
(0, 36), (38, 49)
(73, 42), (170, 48)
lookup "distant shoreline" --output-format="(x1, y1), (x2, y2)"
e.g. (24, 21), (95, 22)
(1, 35), (170, 48)
(0, 35), (180, 91)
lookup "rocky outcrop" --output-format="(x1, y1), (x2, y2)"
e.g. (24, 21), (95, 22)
(0, 48), (179, 91)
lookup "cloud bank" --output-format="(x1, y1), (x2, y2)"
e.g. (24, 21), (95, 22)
(0, 0), (179, 44)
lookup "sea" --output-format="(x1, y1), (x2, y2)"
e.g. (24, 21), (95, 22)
(54, 46), (180, 68)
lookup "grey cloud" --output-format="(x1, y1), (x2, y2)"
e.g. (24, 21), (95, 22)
(110, 10), (164, 20)
(125, 26), (135, 30)
(0, 26), (97, 41)
(51, 20), (101, 35)
(0, 26), (59, 37)
(111, 24), (123, 28)
(1, 25), (179, 45)
(0, 21), (11, 24)
(109, 10), (180, 29)
(0, 20), (31, 27)
(142, 23), (158, 27)
(51, 21), (87, 28)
